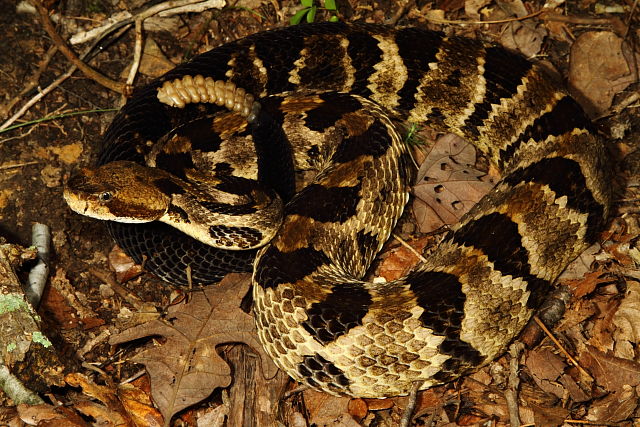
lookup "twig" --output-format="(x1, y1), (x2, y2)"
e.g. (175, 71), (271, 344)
(0, 161), (39, 170)
(88, 267), (146, 311)
(119, 369), (147, 385)
(385, 0), (415, 25)
(392, 233), (428, 263)
(124, 18), (144, 93)
(33, 0), (128, 94)
(425, 9), (544, 25)
(0, 66), (77, 132)
(542, 12), (619, 26)
(532, 316), (593, 381)
(505, 342), (524, 427)
(0, 365), (44, 405)
(0, 108), (117, 135)
(623, 0), (638, 38)
(399, 380), (423, 427)
(25, 223), (50, 308)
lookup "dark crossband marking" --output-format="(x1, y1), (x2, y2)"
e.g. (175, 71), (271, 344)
(304, 93), (363, 132)
(254, 245), (330, 289)
(406, 271), (484, 379)
(199, 201), (257, 216)
(463, 47), (533, 136)
(356, 229), (379, 266)
(286, 183), (362, 223)
(346, 30), (383, 96)
(451, 212), (551, 309)
(153, 178), (186, 196)
(298, 353), (350, 393)
(332, 118), (394, 163)
(394, 28), (443, 112)
(208, 224), (263, 248)
(153, 152), (194, 179)
(500, 96), (595, 166)
(302, 282), (372, 345)
(411, 37), (484, 125)
(295, 34), (350, 89)
(504, 157), (604, 243)
(252, 35), (305, 94)
(168, 117), (224, 153)
(166, 205), (190, 223)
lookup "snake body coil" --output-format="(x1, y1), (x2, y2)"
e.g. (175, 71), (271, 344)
(66, 23), (611, 397)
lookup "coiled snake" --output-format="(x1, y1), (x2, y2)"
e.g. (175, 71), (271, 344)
(64, 22), (612, 398)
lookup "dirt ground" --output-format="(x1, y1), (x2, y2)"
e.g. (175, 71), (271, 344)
(1, 0), (640, 425)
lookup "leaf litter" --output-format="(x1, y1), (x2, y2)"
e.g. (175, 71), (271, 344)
(109, 273), (277, 422)
(2, 0), (640, 425)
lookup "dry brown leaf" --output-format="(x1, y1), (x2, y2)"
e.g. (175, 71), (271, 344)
(376, 236), (430, 282)
(118, 383), (164, 427)
(586, 294), (623, 352)
(569, 31), (638, 116)
(525, 348), (566, 399)
(303, 389), (357, 427)
(586, 385), (638, 423)
(529, 403), (570, 427)
(613, 280), (640, 360)
(17, 403), (89, 427)
(464, 0), (492, 19)
(412, 134), (494, 233)
(108, 246), (144, 283)
(564, 270), (608, 299)
(558, 243), (601, 282)
(579, 345), (640, 394)
(500, 20), (547, 58)
(65, 373), (140, 427)
(109, 273), (278, 423)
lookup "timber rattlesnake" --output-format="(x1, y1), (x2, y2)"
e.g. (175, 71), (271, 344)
(65, 22), (612, 397)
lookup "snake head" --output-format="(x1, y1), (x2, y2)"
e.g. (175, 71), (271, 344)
(64, 161), (172, 223)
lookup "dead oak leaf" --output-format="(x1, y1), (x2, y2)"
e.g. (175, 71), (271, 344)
(412, 133), (495, 233)
(110, 273), (278, 423)
(569, 31), (638, 116)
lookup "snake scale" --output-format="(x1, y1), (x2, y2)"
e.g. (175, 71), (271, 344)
(65, 22), (612, 398)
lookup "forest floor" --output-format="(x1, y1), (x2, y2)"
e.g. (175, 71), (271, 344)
(1, 0), (640, 425)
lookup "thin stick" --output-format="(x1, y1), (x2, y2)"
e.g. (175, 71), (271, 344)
(542, 12), (620, 26)
(33, 0), (127, 94)
(392, 233), (428, 263)
(0, 108), (117, 134)
(399, 380), (423, 427)
(532, 316), (593, 381)
(0, 66), (77, 131)
(505, 342), (524, 427)
(0, 161), (39, 170)
(426, 9), (543, 25)
(125, 19), (144, 92)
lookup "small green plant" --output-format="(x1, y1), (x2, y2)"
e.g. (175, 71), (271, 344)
(290, 0), (339, 24)
(404, 122), (425, 147)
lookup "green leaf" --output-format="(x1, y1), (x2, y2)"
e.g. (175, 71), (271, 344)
(290, 8), (309, 25)
(306, 5), (317, 22)
(301, 0), (313, 7)
(329, 15), (339, 22)
(324, 0), (337, 10)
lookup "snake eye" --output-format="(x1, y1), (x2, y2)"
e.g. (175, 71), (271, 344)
(98, 191), (113, 202)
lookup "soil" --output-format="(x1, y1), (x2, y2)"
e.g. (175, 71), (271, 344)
(0, 0), (639, 425)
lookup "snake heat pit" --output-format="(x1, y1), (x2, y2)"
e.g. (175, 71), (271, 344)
(64, 23), (612, 398)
